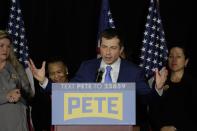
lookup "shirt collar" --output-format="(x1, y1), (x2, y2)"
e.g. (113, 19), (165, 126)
(100, 58), (121, 71)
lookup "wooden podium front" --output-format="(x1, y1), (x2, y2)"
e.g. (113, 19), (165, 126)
(54, 125), (135, 131)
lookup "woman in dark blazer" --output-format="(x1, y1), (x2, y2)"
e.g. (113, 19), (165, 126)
(149, 45), (197, 131)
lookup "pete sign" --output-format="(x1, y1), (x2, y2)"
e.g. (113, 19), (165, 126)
(52, 83), (136, 125)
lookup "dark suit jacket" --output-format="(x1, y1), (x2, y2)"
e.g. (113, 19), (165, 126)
(71, 58), (152, 127)
(71, 58), (151, 95)
(30, 82), (51, 131)
(45, 81), (52, 94)
(149, 72), (197, 131)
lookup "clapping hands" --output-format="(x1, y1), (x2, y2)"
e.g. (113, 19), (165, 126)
(28, 58), (46, 83)
(155, 67), (168, 90)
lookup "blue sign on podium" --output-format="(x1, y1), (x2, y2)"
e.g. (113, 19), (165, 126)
(52, 83), (136, 125)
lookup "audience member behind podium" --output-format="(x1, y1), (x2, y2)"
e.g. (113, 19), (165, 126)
(149, 45), (197, 131)
(28, 57), (69, 91)
(0, 30), (34, 131)
(71, 28), (153, 131)
(28, 57), (69, 131)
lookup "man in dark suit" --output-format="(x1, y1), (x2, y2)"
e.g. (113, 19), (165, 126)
(71, 28), (150, 94)
(71, 28), (151, 130)
(28, 28), (161, 130)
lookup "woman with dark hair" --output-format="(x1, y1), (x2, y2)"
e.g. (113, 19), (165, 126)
(149, 45), (197, 131)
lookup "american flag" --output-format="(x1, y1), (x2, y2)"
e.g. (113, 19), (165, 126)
(7, 1), (35, 129)
(97, 0), (115, 57)
(7, 0), (35, 95)
(139, 0), (168, 79)
(7, 0), (29, 67)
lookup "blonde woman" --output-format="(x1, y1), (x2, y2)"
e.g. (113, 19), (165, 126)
(0, 30), (34, 131)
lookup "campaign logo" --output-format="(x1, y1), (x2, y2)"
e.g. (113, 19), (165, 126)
(52, 83), (136, 125)
(64, 93), (123, 120)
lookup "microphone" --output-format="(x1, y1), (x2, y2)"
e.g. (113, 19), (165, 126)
(96, 68), (104, 82)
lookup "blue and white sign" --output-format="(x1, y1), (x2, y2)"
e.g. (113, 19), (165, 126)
(52, 83), (136, 125)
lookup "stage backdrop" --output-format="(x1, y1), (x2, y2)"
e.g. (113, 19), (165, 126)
(0, 0), (195, 77)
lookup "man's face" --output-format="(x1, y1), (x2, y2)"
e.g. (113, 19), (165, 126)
(100, 37), (123, 65)
(48, 62), (68, 83)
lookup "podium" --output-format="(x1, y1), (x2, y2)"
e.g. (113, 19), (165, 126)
(54, 125), (135, 131)
(52, 83), (136, 131)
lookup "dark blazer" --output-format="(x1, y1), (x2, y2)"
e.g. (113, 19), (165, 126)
(149, 72), (197, 131)
(45, 81), (52, 93)
(71, 58), (151, 95)
(30, 82), (51, 131)
(71, 58), (152, 127)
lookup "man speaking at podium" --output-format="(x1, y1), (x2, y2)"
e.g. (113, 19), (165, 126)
(71, 28), (151, 130)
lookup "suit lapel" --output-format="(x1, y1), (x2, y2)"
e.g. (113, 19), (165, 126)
(93, 59), (102, 82)
(117, 59), (125, 82)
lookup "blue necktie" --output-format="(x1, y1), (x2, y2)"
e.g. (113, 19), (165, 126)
(104, 66), (112, 83)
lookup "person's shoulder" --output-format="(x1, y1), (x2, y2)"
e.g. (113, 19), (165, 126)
(121, 59), (142, 71)
(184, 71), (197, 82)
(81, 58), (101, 65)
(6, 61), (24, 72)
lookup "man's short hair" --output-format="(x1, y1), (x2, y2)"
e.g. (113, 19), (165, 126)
(100, 28), (124, 47)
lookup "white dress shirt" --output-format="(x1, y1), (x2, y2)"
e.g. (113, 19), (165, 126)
(100, 58), (121, 83)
